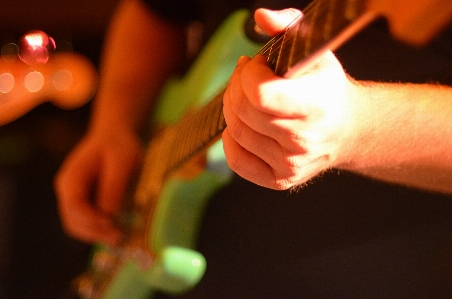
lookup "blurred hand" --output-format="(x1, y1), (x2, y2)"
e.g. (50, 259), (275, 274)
(54, 125), (143, 245)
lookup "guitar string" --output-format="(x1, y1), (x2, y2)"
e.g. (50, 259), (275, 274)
(166, 93), (224, 173)
(259, 0), (327, 58)
(266, 0), (367, 76)
(262, 0), (337, 71)
(171, 92), (223, 168)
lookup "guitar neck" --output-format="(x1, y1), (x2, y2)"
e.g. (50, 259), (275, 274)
(163, 90), (227, 174)
(163, 0), (377, 175)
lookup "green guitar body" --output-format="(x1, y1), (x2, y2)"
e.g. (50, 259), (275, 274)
(81, 10), (262, 299)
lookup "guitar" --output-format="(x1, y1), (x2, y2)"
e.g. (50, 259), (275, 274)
(74, 1), (378, 298)
(0, 31), (97, 126)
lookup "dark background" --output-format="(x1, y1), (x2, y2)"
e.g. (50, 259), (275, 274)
(1, 2), (452, 299)
(0, 1), (118, 298)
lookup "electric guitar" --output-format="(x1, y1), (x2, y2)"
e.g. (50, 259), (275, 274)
(74, 1), (379, 298)
(0, 31), (97, 126)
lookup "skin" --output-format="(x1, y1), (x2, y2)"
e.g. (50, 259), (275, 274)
(54, 2), (452, 245)
(54, 0), (188, 245)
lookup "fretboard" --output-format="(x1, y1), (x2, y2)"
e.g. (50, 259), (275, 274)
(164, 0), (376, 175)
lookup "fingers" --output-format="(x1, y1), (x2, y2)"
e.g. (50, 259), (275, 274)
(254, 8), (302, 36)
(225, 56), (305, 157)
(223, 84), (286, 171)
(222, 125), (330, 190)
(233, 54), (310, 118)
(96, 143), (142, 218)
(241, 52), (345, 115)
(222, 129), (279, 188)
(229, 55), (289, 117)
(223, 46), (349, 190)
(224, 56), (305, 189)
(54, 145), (124, 245)
(227, 55), (315, 152)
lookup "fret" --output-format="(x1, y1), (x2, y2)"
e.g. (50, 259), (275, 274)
(324, 0), (338, 40)
(180, 119), (193, 148)
(209, 101), (221, 136)
(216, 102), (227, 132)
(304, 0), (322, 57)
(275, 0), (373, 76)
(162, 94), (225, 175)
(287, 20), (302, 74)
(263, 37), (280, 70)
(191, 108), (206, 156)
(275, 20), (302, 75)
(273, 27), (286, 75)
(203, 99), (216, 137)
(173, 115), (196, 167)
(345, 0), (360, 20)
(193, 97), (216, 141)
(170, 129), (186, 170)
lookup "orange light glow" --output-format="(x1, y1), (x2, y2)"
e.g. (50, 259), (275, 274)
(52, 70), (73, 91)
(0, 73), (15, 93)
(24, 70), (44, 92)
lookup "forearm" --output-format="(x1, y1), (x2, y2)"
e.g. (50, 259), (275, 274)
(90, 0), (187, 133)
(340, 81), (452, 193)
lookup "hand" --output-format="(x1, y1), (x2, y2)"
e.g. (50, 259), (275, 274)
(222, 9), (363, 190)
(54, 125), (143, 245)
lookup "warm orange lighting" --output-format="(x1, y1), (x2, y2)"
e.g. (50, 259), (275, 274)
(0, 73), (15, 93)
(24, 70), (44, 92)
(52, 69), (73, 91)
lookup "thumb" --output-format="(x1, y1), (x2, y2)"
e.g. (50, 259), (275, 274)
(254, 8), (302, 36)
(96, 145), (142, 218)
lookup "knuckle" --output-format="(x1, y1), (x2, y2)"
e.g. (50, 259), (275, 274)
(272, 177), (295, 190)
(270, 156), (304, 190)
(287, 131), (305, 150)
(285, 155), (303, 175)
(255, 85), (273, 110)
(230, 94), (246, 117)
(227, 119), (244, 141)
(225, 153), (240, 174)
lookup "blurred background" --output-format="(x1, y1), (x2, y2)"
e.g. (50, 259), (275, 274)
(1, 2), (452, 299)
(0, 1), (119, 298)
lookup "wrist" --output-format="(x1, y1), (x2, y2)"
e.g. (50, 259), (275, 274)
(88, 94), (151, 136)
